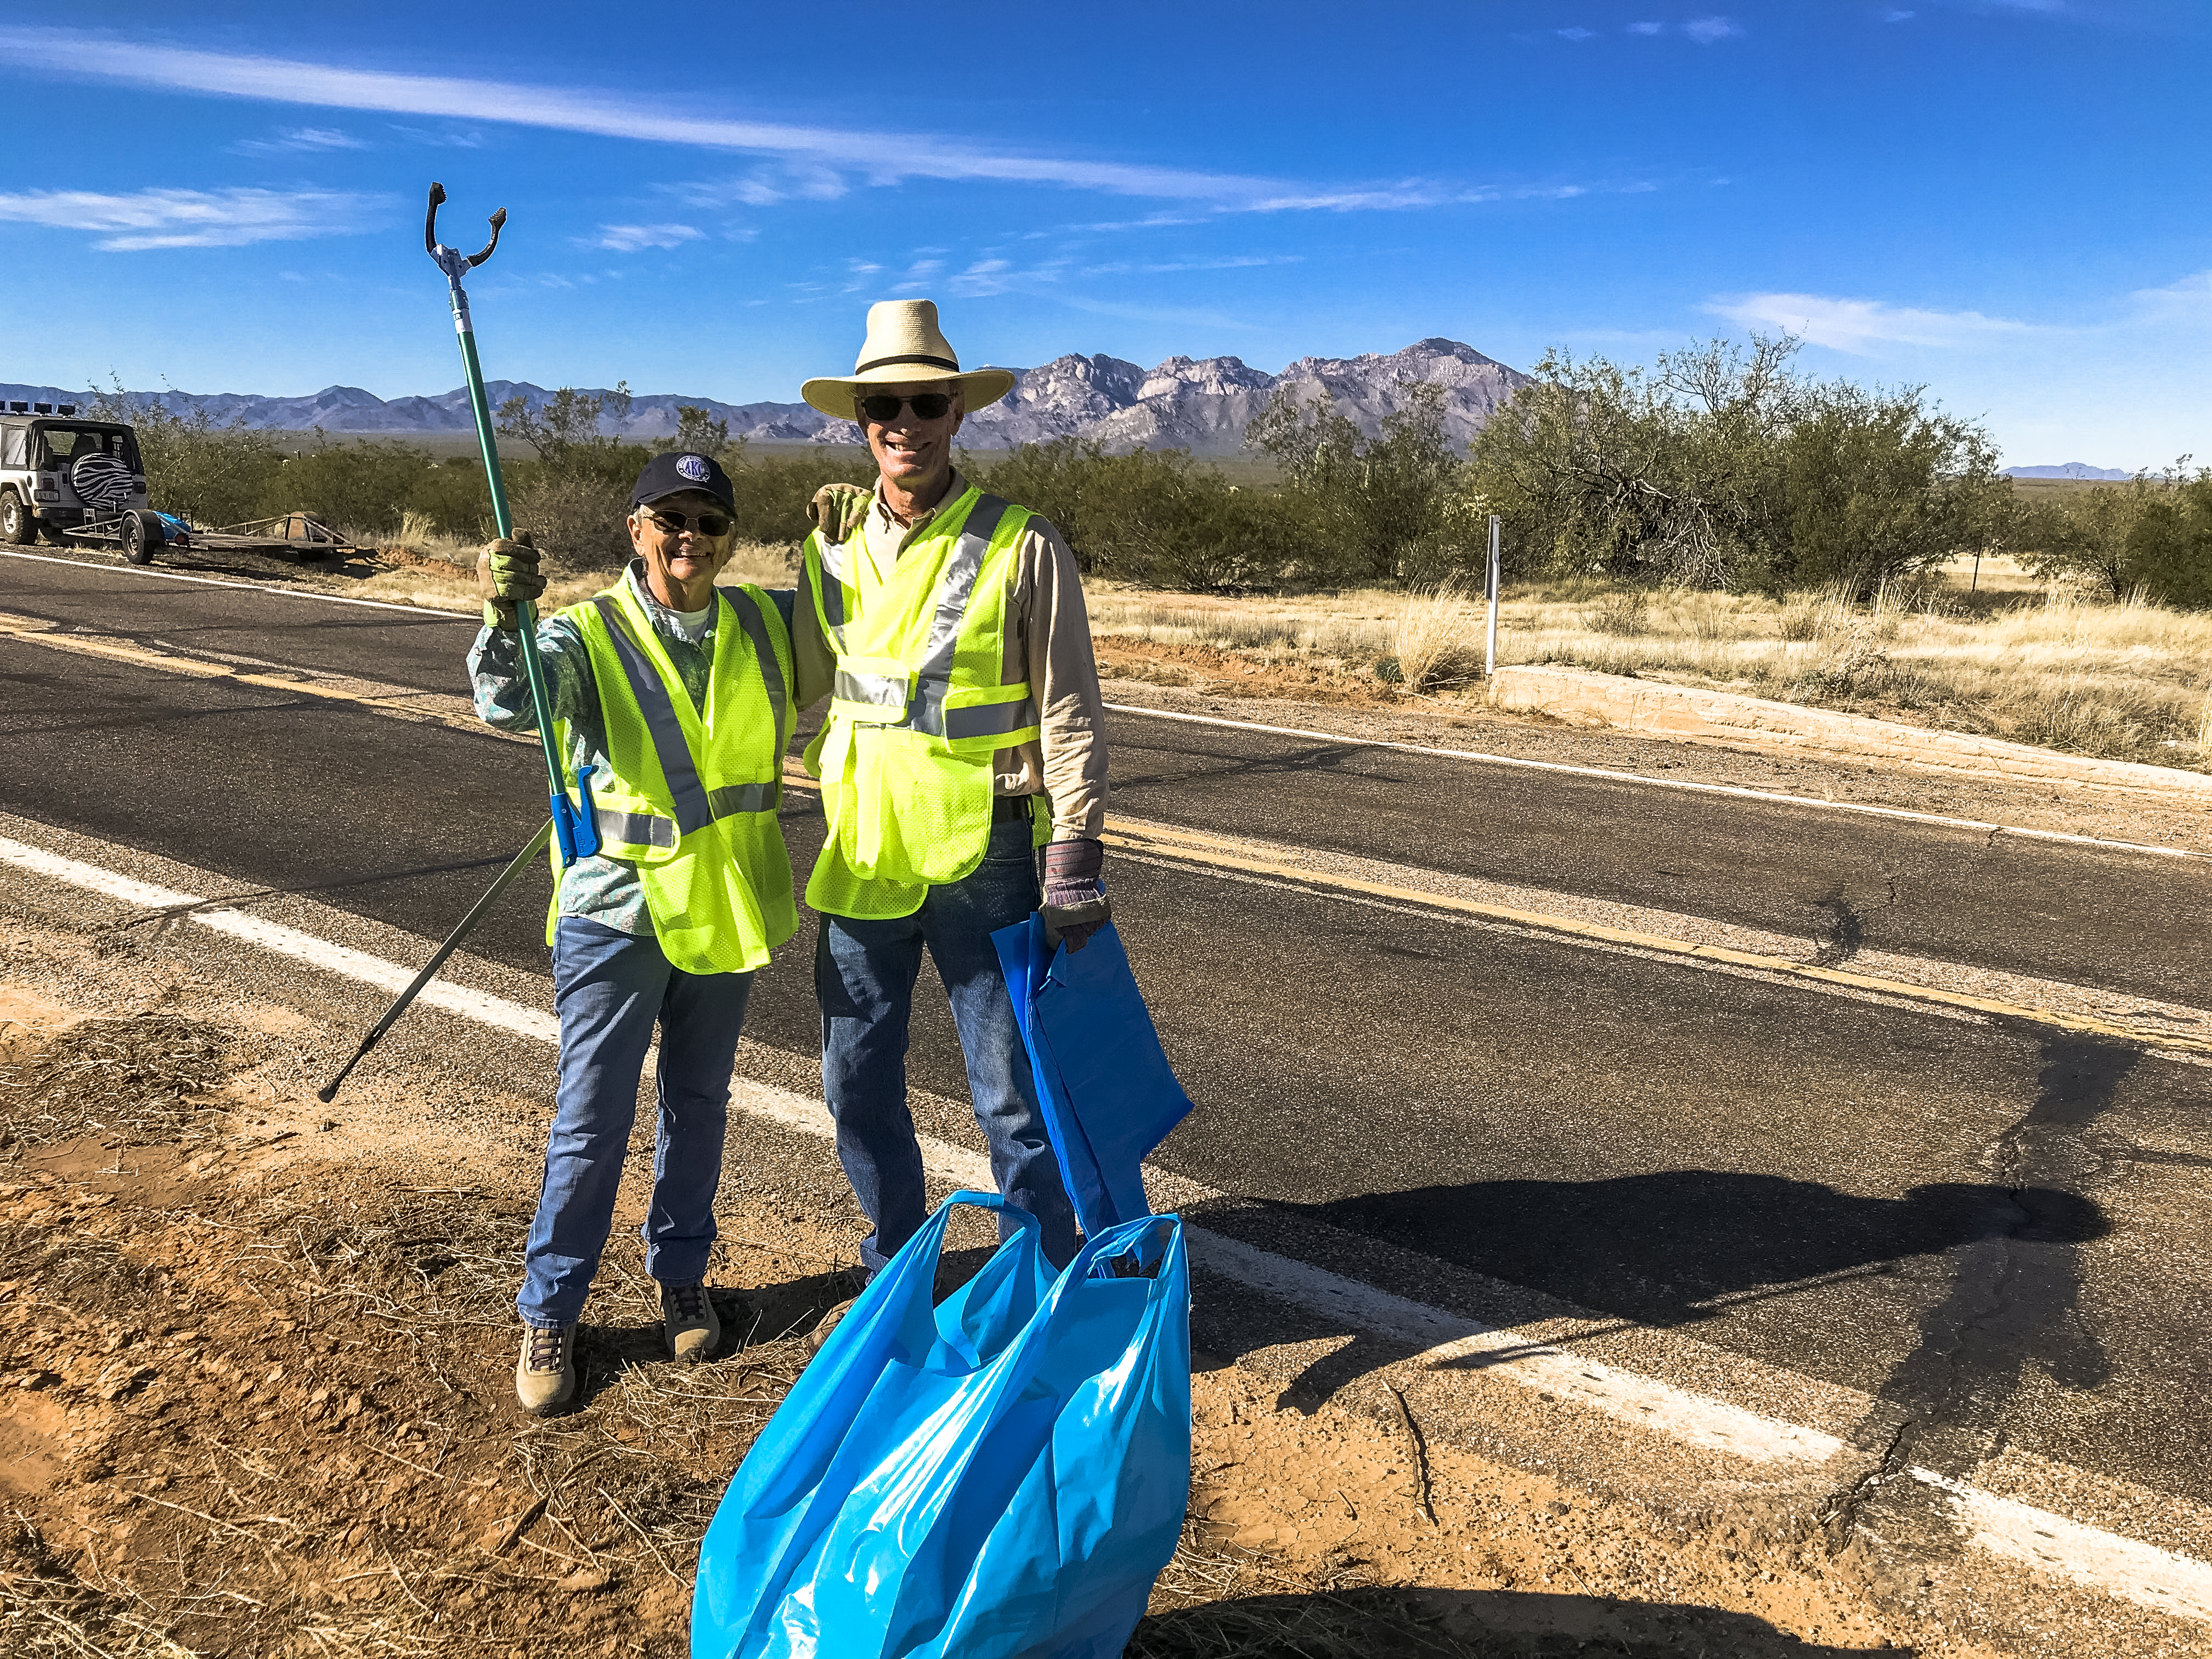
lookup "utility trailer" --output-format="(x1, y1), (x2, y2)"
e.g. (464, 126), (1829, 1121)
(0, 400), (360, 565)
(64, 510), (363, 565)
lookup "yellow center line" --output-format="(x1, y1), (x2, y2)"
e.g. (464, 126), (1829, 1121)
(0, 618), (505, 740)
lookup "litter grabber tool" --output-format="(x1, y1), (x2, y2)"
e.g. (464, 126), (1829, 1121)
(315, 818), (555, 1104)
(425, 180), (599, 867)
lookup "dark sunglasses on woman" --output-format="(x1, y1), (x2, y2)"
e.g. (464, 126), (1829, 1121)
(639, 507), (733, 538)
(859, 392), (953, 424)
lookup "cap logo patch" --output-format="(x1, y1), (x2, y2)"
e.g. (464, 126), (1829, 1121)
(676, 454), (710, 482)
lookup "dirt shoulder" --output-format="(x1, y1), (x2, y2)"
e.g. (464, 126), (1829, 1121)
(0, 909), (2032, 1658)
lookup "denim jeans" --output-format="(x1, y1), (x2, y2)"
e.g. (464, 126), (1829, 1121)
(816, 817), (1080, 1273)
(518, 917), (754, 1328)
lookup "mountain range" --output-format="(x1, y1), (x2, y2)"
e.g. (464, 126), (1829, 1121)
(2, 338), (1528, 456)
(2000, 462), (2131, 481)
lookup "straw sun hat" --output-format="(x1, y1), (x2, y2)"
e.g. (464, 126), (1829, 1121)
(800, 299), (1018, 419)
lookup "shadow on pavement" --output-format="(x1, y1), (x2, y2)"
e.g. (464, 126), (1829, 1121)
(1261, 1169), (2106, 1409)
(1128, 1586), (1900, 1656)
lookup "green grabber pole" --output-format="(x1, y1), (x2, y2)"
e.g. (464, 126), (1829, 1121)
(424, 181), (598, 866)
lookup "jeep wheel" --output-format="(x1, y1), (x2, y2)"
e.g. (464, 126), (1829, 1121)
(0, 492), (31, 546)
(122, 510), (163, 566)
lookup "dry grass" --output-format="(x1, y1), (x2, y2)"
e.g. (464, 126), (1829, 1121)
(1088, 556), (2212, 771)
(0, 1016), (248, 1149)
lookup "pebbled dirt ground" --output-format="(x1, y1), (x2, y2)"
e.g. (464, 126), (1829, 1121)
(0, 911), (2055, 1658)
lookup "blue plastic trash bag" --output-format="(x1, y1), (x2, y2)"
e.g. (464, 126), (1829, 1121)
(991, 916), (1194, 1238)
(692, 1192), (1191, 1659)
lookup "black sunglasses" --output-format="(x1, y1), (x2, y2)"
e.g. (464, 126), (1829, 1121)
(637, 506), (732, 539)
(859, 392), (954, 424)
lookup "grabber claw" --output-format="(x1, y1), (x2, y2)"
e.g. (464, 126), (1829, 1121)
(425, 181), (507, 267)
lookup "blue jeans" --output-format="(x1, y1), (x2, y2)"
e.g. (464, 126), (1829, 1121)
(518, 917), (754, 1328)
(817, 817), (1080, 1273)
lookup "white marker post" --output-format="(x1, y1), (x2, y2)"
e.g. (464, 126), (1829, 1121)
(1485, 514), (1502, 680)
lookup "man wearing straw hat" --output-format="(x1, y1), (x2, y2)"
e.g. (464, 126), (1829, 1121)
(792, 299), (1111, 1296)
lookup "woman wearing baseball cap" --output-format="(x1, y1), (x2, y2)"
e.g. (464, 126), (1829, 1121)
(471, 449), (795, 1413)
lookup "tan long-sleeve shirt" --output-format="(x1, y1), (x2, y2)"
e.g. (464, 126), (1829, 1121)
(792, 472), (1109, 840)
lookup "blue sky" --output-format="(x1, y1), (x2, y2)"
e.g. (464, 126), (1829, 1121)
(1, 3), (2204, 467)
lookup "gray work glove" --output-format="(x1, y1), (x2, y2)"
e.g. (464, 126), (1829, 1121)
(476, 532), (545, 630)
(809, 483), (871, 544)
(1042, 838), (1111, 952)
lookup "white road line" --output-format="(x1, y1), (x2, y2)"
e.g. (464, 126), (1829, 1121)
(4, 832), (2205, 1621)
(1916, 1468), (2212, 1623)
(1105, 700), (2207, 862)
(0, 545), (475, 617)
(0, 835), (556, 1042)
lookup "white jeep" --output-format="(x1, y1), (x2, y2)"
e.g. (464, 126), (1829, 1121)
(0, 400), (155, 556)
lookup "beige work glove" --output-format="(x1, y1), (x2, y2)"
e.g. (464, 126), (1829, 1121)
(809, 483), (871, 545)
(476, 532), (545, 630)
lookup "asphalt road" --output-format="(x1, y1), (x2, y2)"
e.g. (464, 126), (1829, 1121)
(6, 553), (2212, 1513)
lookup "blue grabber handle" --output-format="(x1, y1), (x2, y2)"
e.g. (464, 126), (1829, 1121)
(428, 181), (602, 869)
(555, 764), (601, 864)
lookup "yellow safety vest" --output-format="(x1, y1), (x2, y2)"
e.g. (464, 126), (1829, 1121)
(801, 485), (1045, 919)
(548, 572), (797, 973)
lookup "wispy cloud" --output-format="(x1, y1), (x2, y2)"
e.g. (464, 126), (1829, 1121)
(669, 164), (847, 208)
(2121, 270), (2212, 326)
(0, 27), (1295, 204)
(1706, 291), (2034, 350)
(0, 185), (385, 250)
(1082, 254), (1304, 275)
(1557, 26), (1596, 41)
(0, 27), (1634, 218)
(1683, 15), (1743, 43)
(387, 123), (485, 149)
(1628, 20), (1666, 33)
(586, 223), (703, 251)
(228, 124), (365, 155)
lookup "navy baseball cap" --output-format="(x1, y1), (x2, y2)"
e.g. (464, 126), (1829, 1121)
(632, 450), (736, 511)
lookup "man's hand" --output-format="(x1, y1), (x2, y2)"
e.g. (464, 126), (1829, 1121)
(476, 533), (545, 630)
(809, 483), (871, 545)
(1041, 838), (1111, 952)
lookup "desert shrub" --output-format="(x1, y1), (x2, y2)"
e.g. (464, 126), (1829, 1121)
(726, 451), (881, 548)
(1248, 380), (1469, 583)
(974, 438), (1322, 590)
(1466, 336), (2006, 595)
(261, 438), (437, 539)
(406, 456), (496, 541)
(1587, 590), (1650, 637)
(506, 461), (636, 569)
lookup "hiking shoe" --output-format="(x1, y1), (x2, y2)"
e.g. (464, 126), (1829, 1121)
(662, 1280), (721, 1363)
(515, 1324), (575, 1415)
(806, 1297), (857, 1354)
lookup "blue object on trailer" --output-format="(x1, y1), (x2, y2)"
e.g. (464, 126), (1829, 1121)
(990, 916), (1194, 1238)
(691, 1192), (1192, 1659)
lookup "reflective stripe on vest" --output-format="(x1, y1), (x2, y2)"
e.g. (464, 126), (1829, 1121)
(827, 495), (1014, 737)
(815, 537), (851, 652)
(590, 586), (787, 832)
(554, 571), (799, 972)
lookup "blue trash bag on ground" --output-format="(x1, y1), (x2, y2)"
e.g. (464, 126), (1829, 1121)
(692, 1191), (1192, 1659)
(991, 916), (1195, 1237)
